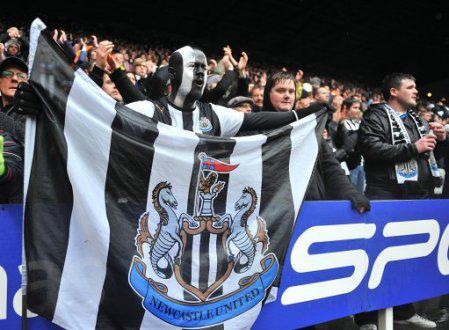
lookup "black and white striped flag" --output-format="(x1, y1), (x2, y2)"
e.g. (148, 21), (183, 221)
(24, 19), (326, 330)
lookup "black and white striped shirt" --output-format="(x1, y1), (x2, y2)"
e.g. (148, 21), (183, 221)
(127, 97), (320, 137)
(128, 100), (244, 137)
(342, 118), (360, 131)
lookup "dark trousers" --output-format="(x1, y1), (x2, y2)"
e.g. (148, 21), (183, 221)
(365, 182), (432, 200)
(354, 183), (430, 325)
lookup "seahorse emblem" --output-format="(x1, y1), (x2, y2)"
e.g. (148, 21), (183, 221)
(135, 181), (199, 279)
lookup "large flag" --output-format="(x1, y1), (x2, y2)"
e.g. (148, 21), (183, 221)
(24, 19), (326, 329)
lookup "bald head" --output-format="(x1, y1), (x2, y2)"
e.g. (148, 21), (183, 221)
(168, 46), (207, 110)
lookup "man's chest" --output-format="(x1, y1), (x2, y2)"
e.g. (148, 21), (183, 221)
(152, 105), (220, 136)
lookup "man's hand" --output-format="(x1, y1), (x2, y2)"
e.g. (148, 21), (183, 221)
(237, 51), (248, 73)
(415, 135), (437, 153)
(91, 35), (99, 48)
(96, 41), (114, 72)
(106, 54), (120, 72)
(223, 45), (238, 66)
(13, 82), (43, 116)
(7, 27), (20, 39)
(52, 29), (59, 42)
(59, 30), (67, 44)
(429, 122), (446, 141)
(223, 45), (232, 57)
(221, 55), (234, 71)
(349, 194), (371, 214)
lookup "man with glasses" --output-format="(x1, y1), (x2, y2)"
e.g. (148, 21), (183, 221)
(0, 56), (28, 143)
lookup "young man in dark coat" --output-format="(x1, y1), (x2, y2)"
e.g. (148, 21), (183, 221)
(356, 73), (444, 329)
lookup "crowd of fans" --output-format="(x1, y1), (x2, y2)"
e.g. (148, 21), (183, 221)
(1, 21), (449, 329)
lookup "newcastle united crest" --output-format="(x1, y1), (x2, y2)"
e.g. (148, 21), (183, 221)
(129, 153), (279, 328)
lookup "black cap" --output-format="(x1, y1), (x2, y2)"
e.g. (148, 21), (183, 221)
(227, 96), (255, 108)
(0, 56), (28, 74)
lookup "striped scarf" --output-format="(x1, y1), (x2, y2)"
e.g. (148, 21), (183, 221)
(384, 104), (441, 184)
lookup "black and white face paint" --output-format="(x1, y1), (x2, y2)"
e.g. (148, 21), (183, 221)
(167, 46), (207, 110)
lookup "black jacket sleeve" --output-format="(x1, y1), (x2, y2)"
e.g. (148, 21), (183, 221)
(89, 66), (105, 88)
(358, 108), (419, 163)
(323, 141), (370, 209)
(319, 141), (359, 199)
(239, 103), (325, 132)
(0, 132), (23, 203)
(0, 111), (25, 143)
(334, 123), (353, 153)
(333, 148), (348, 162)
(109, 69), (146, 104)
(18, 35), (29, 58)
(60, 41), (76, 62)
(237, 76), (250, 97)
(201, 70), (238, 103)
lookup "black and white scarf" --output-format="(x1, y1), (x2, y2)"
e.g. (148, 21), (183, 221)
(384, 104), (441, 184)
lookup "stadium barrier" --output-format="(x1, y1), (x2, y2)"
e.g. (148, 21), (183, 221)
(1, 200), (449, 329)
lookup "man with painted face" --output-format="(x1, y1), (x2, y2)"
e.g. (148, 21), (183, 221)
(14, 46), (325, 137)
(121, 46), (325, 136)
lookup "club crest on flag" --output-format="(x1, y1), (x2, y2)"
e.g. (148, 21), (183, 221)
(129, 153), (279, 328)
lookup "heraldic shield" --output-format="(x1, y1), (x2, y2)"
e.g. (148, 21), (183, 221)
(129, 153), (279, 328)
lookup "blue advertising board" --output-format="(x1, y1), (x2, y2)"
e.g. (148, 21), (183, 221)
(255, 200), (449, 329)
(0, 205), (58, 329)
(1, 201), (449, 329)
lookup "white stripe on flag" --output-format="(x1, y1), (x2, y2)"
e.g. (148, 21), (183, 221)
(222, 133), (267, 330)
(28, 18), (46, 76)
(207, 232), (218, 287)
(289, 114), (319, 220)
(140, 122), (199, 329)
(24, 17), (45, 238)
(190, 233), (201, 290)
(23, 18), (47, 294)
(52, 71), (117, 329)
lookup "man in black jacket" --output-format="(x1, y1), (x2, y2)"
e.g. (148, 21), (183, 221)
(0, 56), (28, 143)
(359, 73), (446, 201)
(356, 73), (445, 329)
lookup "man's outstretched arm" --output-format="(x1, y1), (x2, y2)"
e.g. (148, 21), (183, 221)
(239, 102), (326, 132)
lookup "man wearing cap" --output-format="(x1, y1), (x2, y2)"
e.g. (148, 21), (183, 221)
(0, 56), (28, 143)
(228, 96), (254, 113)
